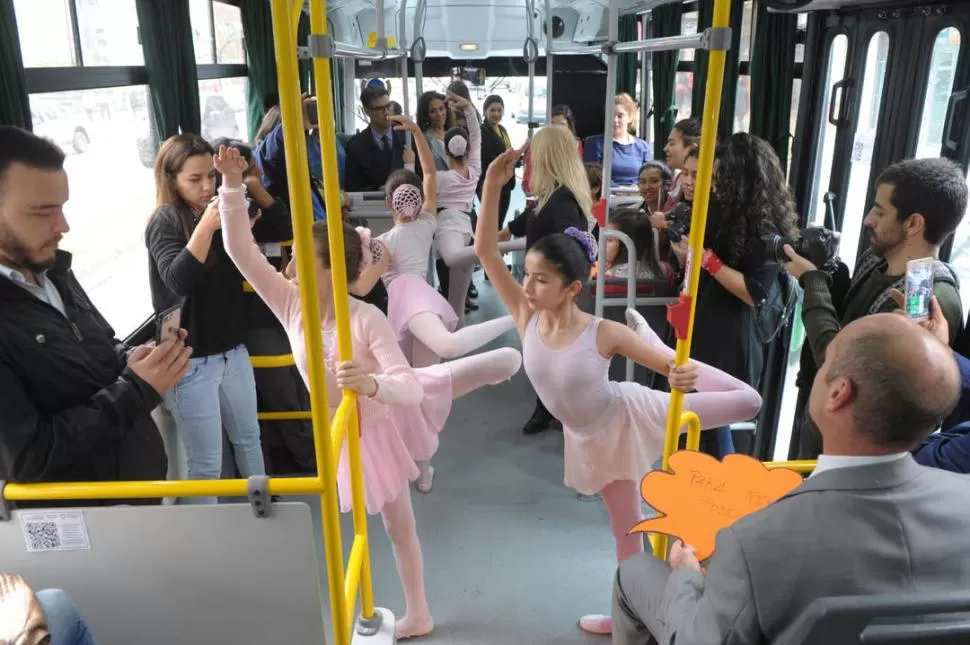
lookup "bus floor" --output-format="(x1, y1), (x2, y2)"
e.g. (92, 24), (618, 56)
(295, 271), (637, 644)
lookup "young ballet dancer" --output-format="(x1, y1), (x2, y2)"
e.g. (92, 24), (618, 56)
(214, 145), (521, 640)
(474, 144), (763, 635)
(433, 92), (484, 325)
(352, 115), (520, 492)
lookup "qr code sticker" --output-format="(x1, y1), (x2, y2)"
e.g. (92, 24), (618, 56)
(25, 521), (60, 550)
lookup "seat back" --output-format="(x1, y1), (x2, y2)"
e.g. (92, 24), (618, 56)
(0, 502), (328, 645)
(787, 592), (970, 645)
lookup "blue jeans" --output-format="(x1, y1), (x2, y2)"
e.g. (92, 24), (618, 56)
(163, 343), (266, 504)
(715, 425), (736, 458)
(36, 589), (97, 645)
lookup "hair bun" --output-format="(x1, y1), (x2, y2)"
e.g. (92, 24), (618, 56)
(392, 183), (423, 221)
(447, 135), (468, 157)
(563, 226), (597, 263)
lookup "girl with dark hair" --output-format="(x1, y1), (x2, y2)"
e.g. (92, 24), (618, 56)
(215, 145), (520, 641)
(351, 116), (520, 492)
(145, 133), (266, 503)
(478, 94), (516, 228)
(637, 160), (674, 215)
(662, 117), (701, 207)
(669, 133), (798, 458)
(475, 145), (761, 636)
(415, 91), (451, 171)
(523, 104), (583, 193)
(603, 207), (669, 280)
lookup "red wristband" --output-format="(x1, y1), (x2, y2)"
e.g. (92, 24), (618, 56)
(701, 250), (724, 275)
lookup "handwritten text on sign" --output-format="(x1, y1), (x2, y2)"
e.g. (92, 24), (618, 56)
(629, 451), (803, 560)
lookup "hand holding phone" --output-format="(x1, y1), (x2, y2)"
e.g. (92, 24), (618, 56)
(155, 305), (182, 344)
(905, 258), (934, 321)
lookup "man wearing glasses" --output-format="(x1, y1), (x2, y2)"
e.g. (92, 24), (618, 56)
(343, 85), (406, 192)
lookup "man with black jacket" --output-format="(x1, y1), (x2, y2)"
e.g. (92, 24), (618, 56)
(783, 157), (967, 458)
(0, 126), (191, 506)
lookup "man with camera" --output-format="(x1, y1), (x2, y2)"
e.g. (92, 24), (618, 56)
(0, 127), (189, 505)
(783, 158), (967, 458)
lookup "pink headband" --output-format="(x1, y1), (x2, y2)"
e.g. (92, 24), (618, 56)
(356, 226), (385, 270)
(392, 183), (423, 221)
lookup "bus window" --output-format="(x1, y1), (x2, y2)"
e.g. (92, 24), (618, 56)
(808, 34), (849, 228)
(915, 27), (962, 158)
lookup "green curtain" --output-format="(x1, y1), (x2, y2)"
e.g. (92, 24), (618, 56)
(690, 0), (742, 139)
(331, 57), (345, 131)
(749, 1), (798, 169)
(298, 11), (314, 95)
(241, 0), (279, 141)
(0, 0), (31, 129)
(615, 14), (638, 98)
(135, 0), (201, 140)
(651, 3), (683, 153)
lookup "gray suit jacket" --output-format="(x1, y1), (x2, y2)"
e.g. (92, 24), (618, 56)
(660, 456), (970, 644)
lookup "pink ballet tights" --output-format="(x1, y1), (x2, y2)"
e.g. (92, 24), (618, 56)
(380, 489), (434, 639)
(580, 479), (644, 635)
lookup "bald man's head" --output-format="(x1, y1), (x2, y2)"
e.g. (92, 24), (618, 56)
(811, 313), (961, 451)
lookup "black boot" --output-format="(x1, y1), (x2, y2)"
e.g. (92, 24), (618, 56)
(523, 397), (556, 435)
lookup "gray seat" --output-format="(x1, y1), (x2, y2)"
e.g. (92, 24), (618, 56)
(787, 592), (970, 644)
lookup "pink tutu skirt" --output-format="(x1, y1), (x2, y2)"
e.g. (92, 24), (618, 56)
(335, 363), (454, 514)
(561, 381), (671, 495)
(386, 274), (459, 344)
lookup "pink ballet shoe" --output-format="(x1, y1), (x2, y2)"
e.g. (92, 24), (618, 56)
(395, 613), (434, 640)
(416, 465), (435, 494)
(579, 613), (613, 634)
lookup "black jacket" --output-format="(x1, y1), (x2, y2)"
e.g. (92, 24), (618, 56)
(507, 185), (587, 251)
(0, 252), (167, 506)
(343, 126), (406, 192)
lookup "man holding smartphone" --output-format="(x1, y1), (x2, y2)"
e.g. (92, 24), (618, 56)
(0, 127), (192, 506)
(783, 157), (967, 459)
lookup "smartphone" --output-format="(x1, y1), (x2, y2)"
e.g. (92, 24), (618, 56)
(305, 97), (319, 127)
(904, 257), (934, 320)
(155, 305), (182, 344)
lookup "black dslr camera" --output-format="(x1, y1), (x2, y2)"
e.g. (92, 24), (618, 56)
(664, 201), (693, 243)
(762, 227), (839, 269)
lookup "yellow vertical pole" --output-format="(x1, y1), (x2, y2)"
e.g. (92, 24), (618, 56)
(269, 2), (348, 644)
(307, 0), (376, 628)
(653, 0), (732, 560)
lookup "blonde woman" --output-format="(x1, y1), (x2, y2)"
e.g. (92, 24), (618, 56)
(499, 124), (593, 435)
(583, 93), (653, 188)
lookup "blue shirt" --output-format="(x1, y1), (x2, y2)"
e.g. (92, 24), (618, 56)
(583, 135), (653, 187)
(0, 263), (66, 316)
(913, 350), (970, 474)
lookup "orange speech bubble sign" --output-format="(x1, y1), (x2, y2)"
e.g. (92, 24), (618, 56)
(630, 451), (804, 561)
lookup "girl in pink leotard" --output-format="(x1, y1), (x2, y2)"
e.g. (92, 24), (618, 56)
(352, 115), (522, 492)
(214, 145), (520, 640)
(474, 145), (763, 636)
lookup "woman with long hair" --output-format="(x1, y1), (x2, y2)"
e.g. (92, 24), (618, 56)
(661, 117), (701, 208)
(583, 93), (653, 188)
(500, 125), (594, 435)
(523, 104), (583, 194)
(415, 90), (451, 172)
(669, 133), (798, 458)
(145, 134), (266, 503)
(478, 94), (516, 228)
(476, 145), (761, 635)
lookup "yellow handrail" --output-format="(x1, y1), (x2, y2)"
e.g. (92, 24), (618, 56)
(653, 0), (732, 560)
(270, 2), (353, 644)
(307, 0), (376, 637)
(250, 354), (297, 369)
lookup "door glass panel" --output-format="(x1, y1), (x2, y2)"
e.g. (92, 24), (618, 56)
(808, 34), (849, 228)
(915, 27), (962, 158)
(955, 169), (970, 318)
(841, 31), (890, 271)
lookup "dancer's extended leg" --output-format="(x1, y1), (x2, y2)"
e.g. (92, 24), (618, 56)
(625, 308), (762, 430)
(381, 489), (434, 640)
(440, 238), (525, 268)
(436, 230), (473, 325)
(408, 311), (516, 359)
(445, 346), (522, 399)
(579, 479), (645, 635)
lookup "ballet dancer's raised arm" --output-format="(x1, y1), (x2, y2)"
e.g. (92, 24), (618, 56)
(392, 114), (436, 215)
(215, 145), (302, 327)
(474, 144), (533, 330)
(350, 237), (390, 297)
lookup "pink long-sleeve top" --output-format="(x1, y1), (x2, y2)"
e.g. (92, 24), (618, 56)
(434, 104), (481, 213)
(218, 184), (423, 422)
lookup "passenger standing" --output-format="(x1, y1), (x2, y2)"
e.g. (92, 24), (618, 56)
(0, 126), (186, 505)
(343, 85), (405, 192)
(415, 91), (451, 172)
(661, 117), (701, 208)
(583, 93), (653, 188)
(478, 95), (516, 229)
(145, 134), (266, 504)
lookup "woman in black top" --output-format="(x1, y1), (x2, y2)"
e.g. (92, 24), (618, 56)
(145, 134), (266, 502)
(669, 134), (797, 457)
(478, 95), (515, 229)
(499, 125), (593, 434)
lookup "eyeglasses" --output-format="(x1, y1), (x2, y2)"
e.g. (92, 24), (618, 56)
(367, 102), (393, 113)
